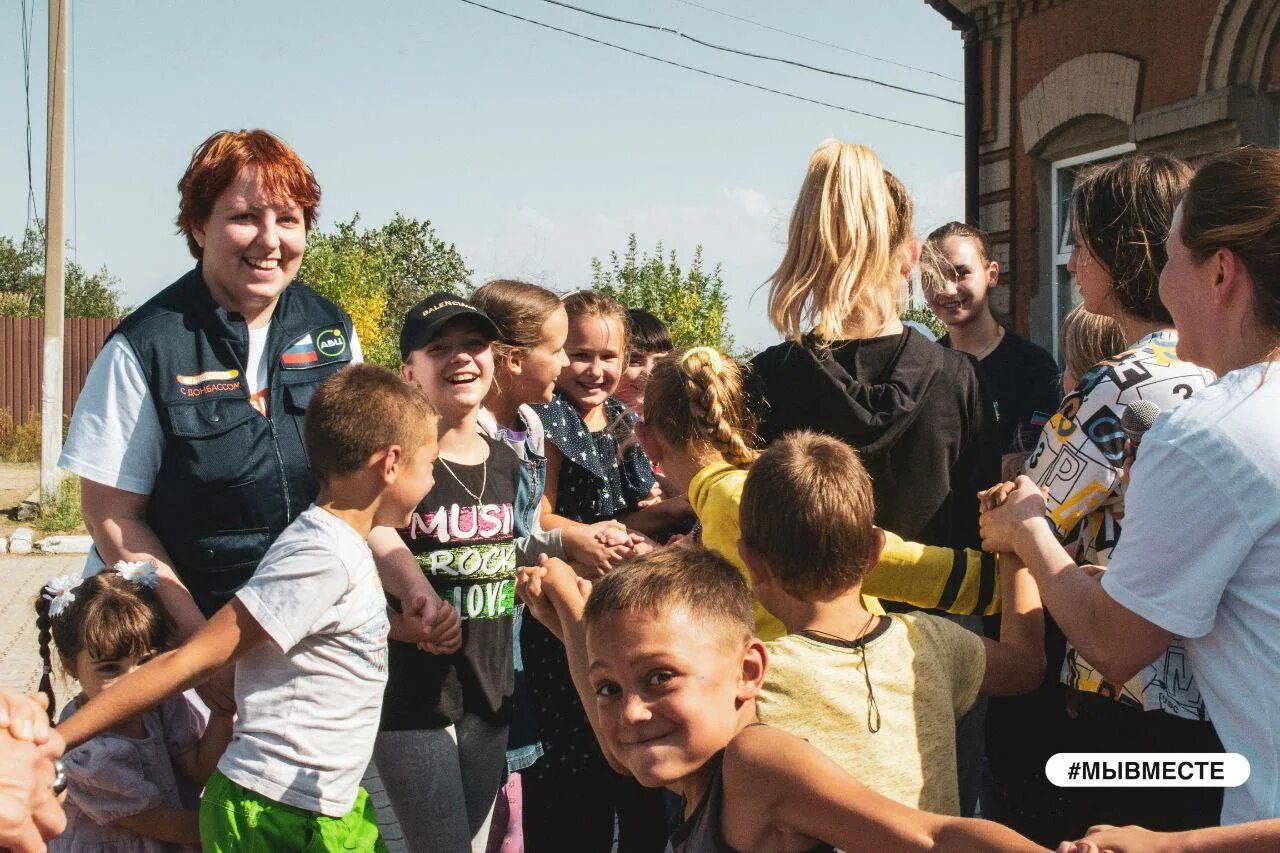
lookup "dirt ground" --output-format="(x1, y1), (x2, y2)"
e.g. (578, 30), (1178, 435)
(0, 462), (88, 538)
(0, 463), (38, 537)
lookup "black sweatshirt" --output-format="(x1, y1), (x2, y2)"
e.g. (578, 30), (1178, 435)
(748, 329), (1000, 550)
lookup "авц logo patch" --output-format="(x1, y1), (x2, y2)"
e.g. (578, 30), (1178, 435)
(316, 328), (347, 358)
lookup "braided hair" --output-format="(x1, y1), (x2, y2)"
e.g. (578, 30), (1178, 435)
(644, 347), (759, 468)
(33, 570), (167, 722)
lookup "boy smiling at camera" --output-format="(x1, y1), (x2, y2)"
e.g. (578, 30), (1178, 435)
(518, 545), (1038, 852)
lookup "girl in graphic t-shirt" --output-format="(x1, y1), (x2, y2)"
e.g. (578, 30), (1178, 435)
(369, 294), (524, 853)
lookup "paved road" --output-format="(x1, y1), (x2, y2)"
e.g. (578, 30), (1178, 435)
(0, 554), (80, 693)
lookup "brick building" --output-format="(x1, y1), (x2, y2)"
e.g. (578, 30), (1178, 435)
(927, 0), (1280, 355)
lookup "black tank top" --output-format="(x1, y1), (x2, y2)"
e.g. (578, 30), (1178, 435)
(671, 744), (835, 853)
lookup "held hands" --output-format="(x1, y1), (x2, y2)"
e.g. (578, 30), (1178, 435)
(978, 475), (1050, 554)
(517, 555), (592, 645)
(563, 521), (656, 577)
(1057, 824), (1166, 853)
(0, 691), (67, 852)
(563, 521), (632, 577)
(388, 585), (462, 654)
(398, 587), (462, 655)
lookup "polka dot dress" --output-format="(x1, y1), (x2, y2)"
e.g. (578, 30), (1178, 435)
(523, 393), (656, 781)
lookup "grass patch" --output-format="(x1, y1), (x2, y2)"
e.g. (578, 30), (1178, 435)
(36, 475), (82, 532)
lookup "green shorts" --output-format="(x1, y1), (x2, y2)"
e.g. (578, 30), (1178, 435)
(200, 769), (388, 852)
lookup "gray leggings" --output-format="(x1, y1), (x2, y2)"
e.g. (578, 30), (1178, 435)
(373, 717), (508, 853)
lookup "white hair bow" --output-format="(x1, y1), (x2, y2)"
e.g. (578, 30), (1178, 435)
(113, 560), (159, 588)
(42, 574), (81, 618)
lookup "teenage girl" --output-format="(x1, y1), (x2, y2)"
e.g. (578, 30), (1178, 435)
(472, 279), (636, 574)
(639, 346), (1005, 642)
(469, 279), (635, 850)
(520, 290), (679, 852)
(37, 566), (232, 852)
(370, 293), (521, 853)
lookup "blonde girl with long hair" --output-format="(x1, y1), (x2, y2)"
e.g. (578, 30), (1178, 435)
(749, 141), (1000, 818)
(750, 140), (999, 552)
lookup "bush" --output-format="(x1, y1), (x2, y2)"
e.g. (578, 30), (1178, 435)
(0, 410), (41, 463)
(35, 475), (82, 532)
(901, 305), (947, 339)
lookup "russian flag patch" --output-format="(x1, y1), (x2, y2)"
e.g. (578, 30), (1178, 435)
(282, 333), (320, 367)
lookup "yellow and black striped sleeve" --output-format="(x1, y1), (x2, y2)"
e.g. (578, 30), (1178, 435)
(862, 530), (1000, 616)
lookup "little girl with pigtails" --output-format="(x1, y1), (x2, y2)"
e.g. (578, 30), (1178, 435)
(35, 562), (232, 852)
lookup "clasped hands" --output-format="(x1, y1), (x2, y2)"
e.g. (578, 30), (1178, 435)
(977, 474), (1052, 553)
(0, 690), (67, 852)
(392, 587), (463, 654)
(516, 555), (591, 644)
(563, 520), (654, 578)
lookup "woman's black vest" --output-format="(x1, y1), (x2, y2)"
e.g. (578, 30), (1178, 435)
(111, 267), (354, 616)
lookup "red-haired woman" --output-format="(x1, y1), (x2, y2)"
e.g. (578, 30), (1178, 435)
(59, 130), (381, 709)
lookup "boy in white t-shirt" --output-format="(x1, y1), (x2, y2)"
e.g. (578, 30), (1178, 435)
(57, 364), (455, 851)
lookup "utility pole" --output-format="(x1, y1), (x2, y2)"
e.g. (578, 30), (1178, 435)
(40, 0), (69, 500)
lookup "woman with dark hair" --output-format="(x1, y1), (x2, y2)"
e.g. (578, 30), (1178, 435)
(987, 153), (1221, 842)
(982, 146), (1280, 828)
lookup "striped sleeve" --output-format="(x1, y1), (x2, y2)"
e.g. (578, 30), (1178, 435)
(862, 530), (1001, 616)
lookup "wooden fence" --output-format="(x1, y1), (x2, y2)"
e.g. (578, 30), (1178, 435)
(1, 317), (120, 426)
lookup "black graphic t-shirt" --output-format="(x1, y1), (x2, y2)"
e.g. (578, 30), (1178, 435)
(381, 436), (521, 731)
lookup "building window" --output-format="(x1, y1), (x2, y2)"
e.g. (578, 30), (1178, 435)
(1047, 143), (1135, 358)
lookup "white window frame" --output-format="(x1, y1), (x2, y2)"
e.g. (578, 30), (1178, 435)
(1048, 142), (1136, 357)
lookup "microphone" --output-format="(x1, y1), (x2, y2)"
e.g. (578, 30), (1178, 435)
(1121, 400), (1162, 448)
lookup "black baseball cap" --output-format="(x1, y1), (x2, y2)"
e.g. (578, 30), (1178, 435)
(399, 293), (500, 361)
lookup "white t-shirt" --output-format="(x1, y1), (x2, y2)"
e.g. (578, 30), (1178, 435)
(58, 324), (362, 574)
(1102, 362), (1280, 825)
(218, 505), (389, 817)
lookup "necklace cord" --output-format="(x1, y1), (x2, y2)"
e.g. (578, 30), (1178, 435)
(438, 457), (488, 504)
(804, 612), (882, 734)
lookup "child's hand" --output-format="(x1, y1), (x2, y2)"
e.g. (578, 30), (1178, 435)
(418, 603), (462, 655)
(195, 665), (237, 718)
(399, 585), (450, 647)
(518, 564), (563, 642)
(626, 531), (657, 557)
(977, 480), (1019, 512)
(590, 521), (630, 548)
(637, 483), (663, 508)
(563, 524), (631, 578)
(518, 556), (592, 643)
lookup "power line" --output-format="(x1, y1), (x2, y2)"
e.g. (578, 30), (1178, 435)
(453, 0), (961, 138)
(670, 0), (962, 84)
(20, 0), (39, 231)
(538, 0), (961, 106)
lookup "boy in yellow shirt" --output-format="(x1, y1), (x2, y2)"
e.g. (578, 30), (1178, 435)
(736, 431), (1045, 815)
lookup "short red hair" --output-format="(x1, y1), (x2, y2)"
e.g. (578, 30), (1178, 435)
(176, 129), (321, 259)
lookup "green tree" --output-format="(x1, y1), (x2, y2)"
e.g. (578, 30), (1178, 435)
(901, 304), (947, 338)
(0, 224), (126, 317)
(590, 234), (733, 351)
(299, 213), (472, 368)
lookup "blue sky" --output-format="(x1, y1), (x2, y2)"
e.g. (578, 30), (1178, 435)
(2, 0), (965, 348)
